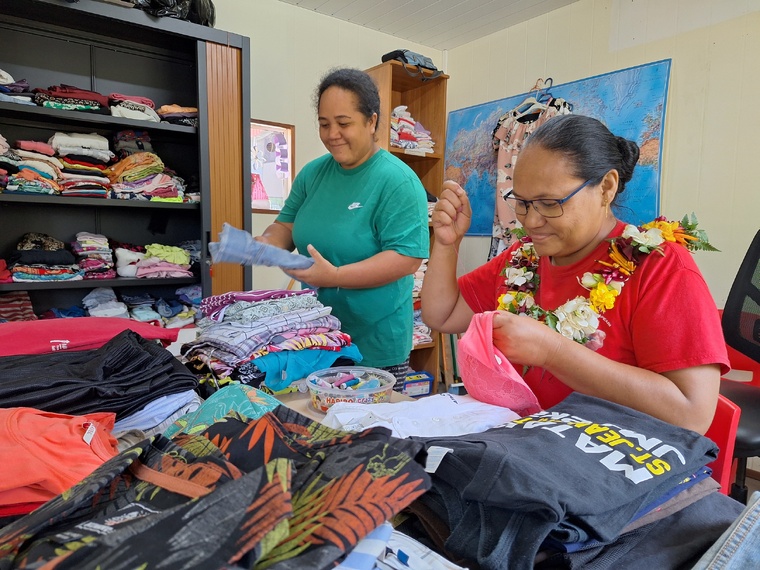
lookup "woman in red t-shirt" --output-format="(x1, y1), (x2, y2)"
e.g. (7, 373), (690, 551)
(422, 114), (727, 434)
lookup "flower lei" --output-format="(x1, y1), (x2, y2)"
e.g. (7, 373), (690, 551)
(497, 214), (718, 348)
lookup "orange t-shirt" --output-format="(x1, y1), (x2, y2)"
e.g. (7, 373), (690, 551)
(0, 408), (119, 506)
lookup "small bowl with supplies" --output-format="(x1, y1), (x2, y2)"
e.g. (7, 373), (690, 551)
(306, 366), (396, 413)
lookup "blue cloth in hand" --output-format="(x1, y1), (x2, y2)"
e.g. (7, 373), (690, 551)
(209, 223), (314, 270)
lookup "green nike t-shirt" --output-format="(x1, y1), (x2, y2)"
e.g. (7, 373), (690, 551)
(276, 149), (429, 367)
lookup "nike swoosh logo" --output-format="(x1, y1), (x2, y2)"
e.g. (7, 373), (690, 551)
(348, 202), (362, 210)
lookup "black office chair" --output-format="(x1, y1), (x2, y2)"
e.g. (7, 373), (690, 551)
(719, 228), (760, 503)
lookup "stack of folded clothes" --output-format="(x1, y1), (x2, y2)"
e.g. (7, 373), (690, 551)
(135, 243), (193, 279)
(49, 131), (113, 197)
(113, 129), (153, 159)
(82, 287), (128, 319)
(71, 231), (115, 280)
(32, 84), (110, 114)
(0, 67), (34, 106)
(106, 151), (184, 201)
(109, 93), (160, 123)
(390, 105), (434, 155)
(8, 232), (82, 283)
(156, 103), (199, 127)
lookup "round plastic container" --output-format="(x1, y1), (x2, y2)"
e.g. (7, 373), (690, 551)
(306, 366), (396, 413)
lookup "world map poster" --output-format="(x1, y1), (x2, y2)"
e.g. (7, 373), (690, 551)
(444, 59), (671, 237)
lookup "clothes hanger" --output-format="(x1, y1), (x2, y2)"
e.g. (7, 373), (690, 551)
(514, 78), (552, 120)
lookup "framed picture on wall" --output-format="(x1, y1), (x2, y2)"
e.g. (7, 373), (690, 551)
(250, 119), (294, 213)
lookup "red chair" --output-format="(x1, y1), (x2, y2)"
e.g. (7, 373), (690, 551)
(704, 394), (741, 495)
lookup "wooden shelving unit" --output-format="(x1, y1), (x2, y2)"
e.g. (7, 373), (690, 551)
(365, 60), (449, 390)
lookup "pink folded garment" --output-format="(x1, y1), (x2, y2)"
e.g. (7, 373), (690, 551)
(15, 140), (56, 156)
(108, 92), (156, 109)
(457, 311), (541, 416)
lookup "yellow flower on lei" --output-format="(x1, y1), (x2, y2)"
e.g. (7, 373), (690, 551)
(588, 282), (619, 312)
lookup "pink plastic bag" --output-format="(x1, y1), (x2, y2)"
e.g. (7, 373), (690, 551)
(457, 311), (541, 416)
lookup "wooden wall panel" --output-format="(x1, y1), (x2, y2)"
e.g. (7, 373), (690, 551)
(206, 42), (244, 295)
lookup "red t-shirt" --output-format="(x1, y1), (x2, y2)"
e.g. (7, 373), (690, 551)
(458, 221), (729, 409)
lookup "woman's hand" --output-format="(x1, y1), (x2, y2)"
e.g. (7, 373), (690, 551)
(431, 180), (472, 246)
(491, 310), (564, 369)
(284, 244), (338, 288)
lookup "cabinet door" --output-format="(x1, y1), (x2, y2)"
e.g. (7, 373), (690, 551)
(201, 40), (252, 295)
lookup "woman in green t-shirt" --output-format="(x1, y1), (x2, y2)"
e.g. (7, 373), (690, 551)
(256, 67), (430, 389)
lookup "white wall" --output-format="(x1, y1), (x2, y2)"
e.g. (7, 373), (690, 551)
(446, 0), (760, 306)
(213, 0), (443, 290)
(216, 0), (759, 304)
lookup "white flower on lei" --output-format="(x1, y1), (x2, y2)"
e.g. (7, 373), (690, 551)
(580, 271), (623, 293)
(622, 224), (665, 250)
(504, 266), (534, 287)
(499, 291), (536, 310)
(553, 297), (600, 342)
(580, 272), (600, 288)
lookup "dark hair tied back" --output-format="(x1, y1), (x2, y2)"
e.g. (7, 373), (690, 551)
(314, 67), (381, 127)
(524, 114), (640, 197)
(614, 136), (640, 189)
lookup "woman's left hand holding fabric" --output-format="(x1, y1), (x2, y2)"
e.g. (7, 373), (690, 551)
(285, 244), (339, 288)
(492, 310), (564, 369)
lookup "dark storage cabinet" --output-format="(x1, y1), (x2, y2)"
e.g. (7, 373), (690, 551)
(0, 0), (251, 313)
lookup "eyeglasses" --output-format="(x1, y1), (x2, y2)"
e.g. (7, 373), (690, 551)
(503, 179), (593, 218)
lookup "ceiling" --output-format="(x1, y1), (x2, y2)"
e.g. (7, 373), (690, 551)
(278, 0), (578, 51)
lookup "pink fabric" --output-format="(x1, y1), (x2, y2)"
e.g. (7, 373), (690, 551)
(15, 140), (55, 156)
(135, 257), (193, 278)
(108, 92), (156, 109)
(457, 311), (540, 416)
(0, 317), (178, 356)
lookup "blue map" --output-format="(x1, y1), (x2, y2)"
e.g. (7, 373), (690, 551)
(444, 60), (671, 235)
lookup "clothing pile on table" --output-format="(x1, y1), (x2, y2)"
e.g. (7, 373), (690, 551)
(0, 307), (749, 568)
(0, 320), (199, 522)
(390, 105), (435, 155)
(0, 377), (430, 569)
(399, 392), (744, 570)
(181, 288), (362, 394)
